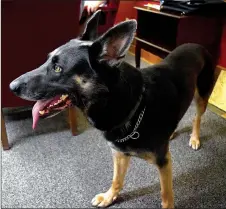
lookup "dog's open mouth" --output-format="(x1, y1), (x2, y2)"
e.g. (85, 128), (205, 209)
(32, 94), (72, 129)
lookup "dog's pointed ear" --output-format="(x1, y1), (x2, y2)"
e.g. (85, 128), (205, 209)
(80, 10), (101, 41)
(90, 20), (137, 67)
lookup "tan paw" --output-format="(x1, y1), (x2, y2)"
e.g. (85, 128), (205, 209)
(161, 200), (174, 209)
(189, 137), (200, 150)
(91, 192), (117, 207)
(161, 201), (174, 209)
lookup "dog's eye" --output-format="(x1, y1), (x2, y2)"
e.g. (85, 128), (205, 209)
(54, 66), (62, 73)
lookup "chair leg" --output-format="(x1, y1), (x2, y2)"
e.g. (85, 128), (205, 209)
(1, 110), (10, 150)
(135, 43), (141, 69)
(69, 107), (77, 136)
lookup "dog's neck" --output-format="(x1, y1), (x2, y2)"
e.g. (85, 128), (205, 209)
(86, 62), (144, 132)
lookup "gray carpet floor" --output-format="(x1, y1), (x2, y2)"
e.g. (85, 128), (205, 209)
(2, 54), (226, 208)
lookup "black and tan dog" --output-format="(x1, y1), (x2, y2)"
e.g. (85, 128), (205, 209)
(10, 11), (215, 208)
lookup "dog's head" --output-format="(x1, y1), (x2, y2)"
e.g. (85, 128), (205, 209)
(9, 11), (137, 129)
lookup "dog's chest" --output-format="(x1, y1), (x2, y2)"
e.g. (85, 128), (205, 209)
(107, 141), (156, 163)
(107, 141), (135, 153)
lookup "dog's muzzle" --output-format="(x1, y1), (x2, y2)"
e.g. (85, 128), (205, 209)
(9, 80), (26, 96)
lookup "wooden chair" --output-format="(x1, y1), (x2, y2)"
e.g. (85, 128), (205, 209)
(1, 112), (10, 150)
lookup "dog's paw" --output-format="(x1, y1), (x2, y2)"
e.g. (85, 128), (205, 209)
(189, 137), (200, 150)
(162, 202), (174, 209)
(91, 192), (117, 208)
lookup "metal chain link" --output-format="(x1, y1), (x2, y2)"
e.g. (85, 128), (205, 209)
(115, 107), (146, 143)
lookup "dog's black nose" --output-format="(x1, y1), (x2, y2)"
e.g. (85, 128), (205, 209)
(9, 80), (22, 94)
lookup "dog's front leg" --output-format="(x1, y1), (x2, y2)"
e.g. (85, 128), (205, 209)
(157, 151), (174, 209)
(92, 149), (131, 207)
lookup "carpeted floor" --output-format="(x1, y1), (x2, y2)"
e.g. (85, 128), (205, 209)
(2, 54), (226, 208)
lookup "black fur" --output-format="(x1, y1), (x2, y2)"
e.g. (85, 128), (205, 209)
(10, 10), (214, 179)
(101, 44), (214, 166)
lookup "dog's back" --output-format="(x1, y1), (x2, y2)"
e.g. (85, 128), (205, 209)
(164, 43), (214, 99)
(141, 43), (214, 123)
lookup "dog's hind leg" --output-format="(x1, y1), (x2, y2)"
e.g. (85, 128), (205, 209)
(189, 90), (209, 150)
(91, 149), (131, 207)
(189, 52), (215, 150)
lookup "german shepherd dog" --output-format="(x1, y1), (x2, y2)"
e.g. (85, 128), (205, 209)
(10, 11), (214, 208)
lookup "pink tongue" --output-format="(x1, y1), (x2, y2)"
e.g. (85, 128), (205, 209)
(32, 98), (57, 129)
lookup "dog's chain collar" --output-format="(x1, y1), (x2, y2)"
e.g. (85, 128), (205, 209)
(115, 106), (146, 143)
(110, 86), (145, 132)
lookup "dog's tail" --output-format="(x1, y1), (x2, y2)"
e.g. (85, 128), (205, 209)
(196, 49), (215, 99)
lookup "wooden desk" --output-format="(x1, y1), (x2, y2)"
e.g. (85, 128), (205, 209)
(134, 6), (223, 68)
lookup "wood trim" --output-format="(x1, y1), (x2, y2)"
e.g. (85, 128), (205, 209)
(69, 107), (77, 136)
(1, 110), (10, 150)
(134, 6), (186, 19)
(129, 44), (226, 71)
(135, 37), (172, 54)
(208, 103), (226, 119)
(217, 65), (226, 71)
(129, 44), (162, 64)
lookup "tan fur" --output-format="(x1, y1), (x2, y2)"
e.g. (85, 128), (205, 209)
(156, 151), (174, 209)
(189, 90), (208, 150)
(74, 75), (83, 84)
(92, 148), (174, 208)
(138, 150), (174, 208)
(138, 152), (156, 164)
(92, 150), (131, 207)
(74, 75), (92, 90)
